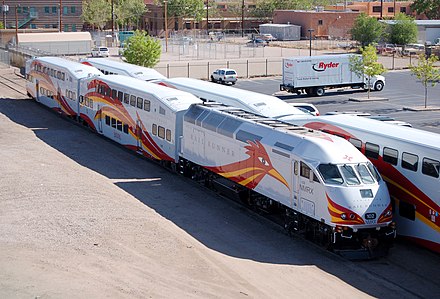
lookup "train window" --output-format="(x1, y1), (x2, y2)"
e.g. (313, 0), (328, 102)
(79, 95), (84, 104)
(236, 130), (262, 144)
(349, 138), (362, 151)
(111, 118), (116, 128)
(152, 124), (157, 135)
(340, 165), (360, 185)
(85, 98), (89, 107)
(356, 164), (375, 184)
(117, 91), (123, 102)
(365, 142), (379, 159)
(61, 73), (65, 81)
(300, 162), (311, 179)
(130, 95), (136, 106)
(402, 152), (418, 172)
(116, 120), (122, 131)
(399, 201), (415, 221)
(89, 99), (94, 109)
(318, 164), (343, 185)
(137, 97), (143, 109)
(195, 110), (209, 127)
(105, 71), (109, 75)
(57, 71), (62, 79)
(202, 113), (225, 132)
(124, 93), (130, 104)
(217, 118), (242, 138)
(112, 89), (117, 99)
(312, 172), (320, 183)
(383, 147), (398, 165)
(144, 100), (150, 111)
(368, 162), (382, 182)
(294, 161), (298, 175)
(184, 105), (204, 124)
(123, 124), (129, 134)
(105, 87), (111, 97)
(275, 142), (293, 151)
(72, 92), (76, 100)
(422, 157), (439, 178)
(166, 129), (171, 141)
(105, 115), (110, 126)
(159, 106), (166, 115)
(158, 126), (165, 139)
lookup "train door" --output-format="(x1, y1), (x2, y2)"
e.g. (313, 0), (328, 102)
(136, 119), (143, 152)
(192, 128), (205, 158)
(97, 104), (103, 133)
(35, 79), (40, 102)
(291, 160), (300, 208)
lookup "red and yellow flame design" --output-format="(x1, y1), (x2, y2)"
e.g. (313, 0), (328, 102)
(327, 194), (365, 225)
(206, 140), (289, 190)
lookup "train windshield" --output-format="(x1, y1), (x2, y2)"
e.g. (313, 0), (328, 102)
(318, 163), (378, 186)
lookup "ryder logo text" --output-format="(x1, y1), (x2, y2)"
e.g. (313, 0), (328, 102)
(312, 61), (340, 72)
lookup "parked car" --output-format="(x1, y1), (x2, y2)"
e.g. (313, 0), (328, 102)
(246, 38), (267, 47)
(260, 34), (276, 41)
(402, 44), (425, 56)
(91, 47), (110, 57)
(289, 103), (320, 116)
(210, 68), (237, 85)
(376, 44), (399, 54)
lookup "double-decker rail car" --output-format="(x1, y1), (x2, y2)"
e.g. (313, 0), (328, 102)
(26, 57), (395, 259)
(282, 114), (440, 253)
(180, 103), (395, 258)
(26, 57), (202, 163)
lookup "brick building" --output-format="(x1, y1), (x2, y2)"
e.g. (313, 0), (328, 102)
(273, 9), (360, 39)
(0, 0), (83, 31)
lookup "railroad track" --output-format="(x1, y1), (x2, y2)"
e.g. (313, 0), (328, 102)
(0, 70), (29, 97)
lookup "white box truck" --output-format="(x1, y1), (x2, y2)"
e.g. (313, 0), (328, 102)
(280, 54), (385, 96)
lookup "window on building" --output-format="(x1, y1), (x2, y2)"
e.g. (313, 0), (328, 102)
(52, 6), (57, 14)
(318, 20), (323, 25)
(30, 24), (37, 29)
(372, 6), (382, 13)
(44, 7), (50, 13)
(63, 6), (68, 15)
(400, 7), (407, 13)
(71, 6), (76, 14)
(64, 24), (69, 32)
(72, 24), (77, 32)
(388, 7), (394, 13)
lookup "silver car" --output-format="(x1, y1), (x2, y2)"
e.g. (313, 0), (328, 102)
(210, 68), (237, 85)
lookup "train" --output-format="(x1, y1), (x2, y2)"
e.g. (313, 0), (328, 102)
(25, 56), (396, 259)
(76, 58), (439, 254)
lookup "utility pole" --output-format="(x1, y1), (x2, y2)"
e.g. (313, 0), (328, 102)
(206, 0), (208, 35)
(59, 0), (63, 32)
(164, 0), (168, 52)
(308, 28), (314, 56)
(2, 0), (6, 28)
(111, 0), (114, 35)
(241, 0), (244, 37)
(15, 4), (19, 46)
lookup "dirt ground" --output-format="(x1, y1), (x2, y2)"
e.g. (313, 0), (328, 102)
(1, 67), (439, 299)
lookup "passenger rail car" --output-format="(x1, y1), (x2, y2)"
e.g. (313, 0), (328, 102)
(282, 114), (440, 253)
(26, 57), (395, 259)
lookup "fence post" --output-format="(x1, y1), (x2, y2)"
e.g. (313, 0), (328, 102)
(188, 62), (190, 78)
(266, 59), (268, 77)
(227, 61), (229, 68)
(167, 64), (170, 78)
(392, 51), (395, 70)
(247, 59), (249, 78)
(207, 61), (209, 80)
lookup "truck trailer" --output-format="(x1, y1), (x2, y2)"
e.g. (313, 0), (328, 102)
(280, 54), (385, 96)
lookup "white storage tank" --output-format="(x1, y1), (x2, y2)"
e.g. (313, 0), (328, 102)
(259, 24), (301, 41)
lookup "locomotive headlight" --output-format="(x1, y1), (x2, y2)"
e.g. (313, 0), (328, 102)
(349, 213), (356, 220)
(340, 213), (347, 220)
(385, 210), (392, 217)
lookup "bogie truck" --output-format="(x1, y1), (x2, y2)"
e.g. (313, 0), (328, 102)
(280, 54), (385, 96)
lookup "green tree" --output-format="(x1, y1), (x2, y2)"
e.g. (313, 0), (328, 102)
(123, 30), (161, 67)
(410, 54), (440, 108)
(81, 0), (112, 30)
(167, 0), (205, 27)
(389, 13), (417, 45)
(411, 0), (440, 19)
(0, 21), (4, 29)
(115, 0), (147, 30)
(350, 44), (387, 98)
(251, 0), (331, 18)
(350, 13), (385, 47)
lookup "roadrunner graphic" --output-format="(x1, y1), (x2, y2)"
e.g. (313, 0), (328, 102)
(206, 140), (289, 190)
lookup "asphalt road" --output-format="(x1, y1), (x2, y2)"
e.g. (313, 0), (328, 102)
(234, 70), (440, 134)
